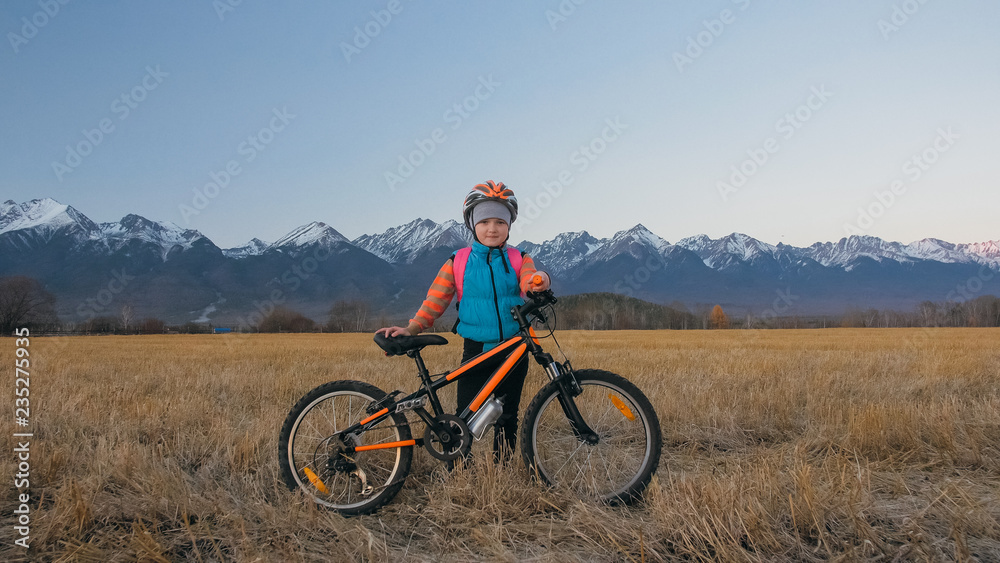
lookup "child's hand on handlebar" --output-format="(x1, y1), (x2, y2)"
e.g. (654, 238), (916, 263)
(528, 271), (551, 292)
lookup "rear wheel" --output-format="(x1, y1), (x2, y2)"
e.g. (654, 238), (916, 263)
(521, 369), (661, 504)
(278, 380), (412, 515)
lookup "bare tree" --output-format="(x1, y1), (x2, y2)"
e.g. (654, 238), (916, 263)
(606, 301), (619, 330)
(692, 303), (712, 330)
(119, 304), (135, 334)
(0, 276), (58, 334)
(327, 300), (369, 332)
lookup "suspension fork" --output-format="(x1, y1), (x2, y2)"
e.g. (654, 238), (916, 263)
(538, 356), (599, 445)
(517, 307), (599, 444)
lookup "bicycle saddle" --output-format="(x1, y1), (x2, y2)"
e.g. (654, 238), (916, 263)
(374, 333), (449, 356)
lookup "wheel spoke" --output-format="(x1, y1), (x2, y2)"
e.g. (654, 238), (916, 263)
(281, 385), (413, 514)
(526, 374), (659, 502)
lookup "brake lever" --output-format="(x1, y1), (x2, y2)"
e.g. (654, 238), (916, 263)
(533, 308), (548, 324)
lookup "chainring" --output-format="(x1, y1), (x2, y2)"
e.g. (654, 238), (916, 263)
(423, 414), (472, 461)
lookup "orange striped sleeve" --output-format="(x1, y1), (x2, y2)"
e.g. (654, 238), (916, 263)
(518, 253), (539, 294)
(408, 258), (456, 333)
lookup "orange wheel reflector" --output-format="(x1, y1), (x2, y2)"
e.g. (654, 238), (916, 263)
(609, 394), (635, 421)
(302, 467), (329, 494)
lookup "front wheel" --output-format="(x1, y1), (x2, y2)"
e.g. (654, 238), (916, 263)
(521, 369), (662, 504)
(278, 380), (413, 515)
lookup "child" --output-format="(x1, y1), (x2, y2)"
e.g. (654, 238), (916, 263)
(376, 181), (550, 460)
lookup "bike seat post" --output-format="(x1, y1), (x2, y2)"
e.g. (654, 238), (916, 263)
(406, 349), (429, 378)
(407, 349), (444, 416)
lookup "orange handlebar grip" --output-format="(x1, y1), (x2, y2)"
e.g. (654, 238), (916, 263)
(532, 274), (543, 286)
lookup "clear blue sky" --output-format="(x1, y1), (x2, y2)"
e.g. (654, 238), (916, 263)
(2, 1), (998, 249)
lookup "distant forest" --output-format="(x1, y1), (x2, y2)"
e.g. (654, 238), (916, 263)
(2, 275), (998, 334)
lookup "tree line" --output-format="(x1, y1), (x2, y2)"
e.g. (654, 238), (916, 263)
(837, 296), (1000, 328)
(2, 274), (998, 335)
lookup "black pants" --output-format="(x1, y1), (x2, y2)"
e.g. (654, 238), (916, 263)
(457, 338), (529, 460)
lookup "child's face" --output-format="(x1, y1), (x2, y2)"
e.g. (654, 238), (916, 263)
(475, 218), (509, 247)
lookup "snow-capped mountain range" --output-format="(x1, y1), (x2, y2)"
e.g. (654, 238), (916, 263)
(1, 199), (205, 260)
(5, 198), (996, 274)
(523, 226), (1000, 278)
(352, 218), (474, 264)
(2, 197), (998, 323)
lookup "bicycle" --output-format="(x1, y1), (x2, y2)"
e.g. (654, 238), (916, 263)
(278, 285), (662, 515)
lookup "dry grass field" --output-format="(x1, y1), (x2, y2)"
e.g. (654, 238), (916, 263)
(2, 328), (999, 561)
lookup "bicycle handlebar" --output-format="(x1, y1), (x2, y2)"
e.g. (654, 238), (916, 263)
(516, 289), (557, 322)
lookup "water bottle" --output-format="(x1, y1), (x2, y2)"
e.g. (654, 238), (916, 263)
(468, 396), (505, 440)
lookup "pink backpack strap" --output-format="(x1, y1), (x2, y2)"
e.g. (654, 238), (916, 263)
(507, 246), (524, 297)
(453, 247), (472, 303)
(507, 246), (523, 279)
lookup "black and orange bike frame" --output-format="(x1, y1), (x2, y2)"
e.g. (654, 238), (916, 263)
(338, 292), (599, 456)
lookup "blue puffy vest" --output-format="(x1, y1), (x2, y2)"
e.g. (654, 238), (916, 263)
(455, 242), (524, 350)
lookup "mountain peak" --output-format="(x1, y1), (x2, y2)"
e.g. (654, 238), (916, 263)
(353, 218), (470, 264)
(272, 221), (349, 251)
(581, 224), (671, 265)
(675, 232), (776, 269)
(611, 224), (670, 250)
(222, 238), (271, 259)
(97, 213), (211, 260)
(722, 231), (752, 242)
(118, 213), (161, 232)
(622, 223), (654, 235)
(518, 230), (604, 274)
(0, 197), (98, 237)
